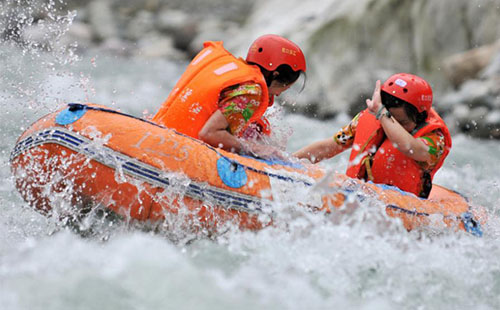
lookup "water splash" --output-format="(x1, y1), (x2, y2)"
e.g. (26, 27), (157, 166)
(2, 2), (500, 309)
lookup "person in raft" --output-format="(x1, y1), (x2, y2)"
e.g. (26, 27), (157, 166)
(294, 73), (452, 198)
(152, 34), (306, 156)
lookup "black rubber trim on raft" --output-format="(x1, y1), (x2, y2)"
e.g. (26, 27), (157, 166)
(66, 103), (313, 186)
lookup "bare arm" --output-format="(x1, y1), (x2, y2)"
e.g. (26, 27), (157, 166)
(378, 109), (431, 161)
(199, 110), (289, 160)
(199, 110), (243, 152)
(293, 137), (345, 163)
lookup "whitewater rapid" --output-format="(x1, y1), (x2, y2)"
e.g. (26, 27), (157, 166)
(1, 47), (500, 310)
(1, 0), (500, 301)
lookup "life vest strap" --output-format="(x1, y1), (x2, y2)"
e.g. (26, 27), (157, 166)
(363, 156), (374, 181)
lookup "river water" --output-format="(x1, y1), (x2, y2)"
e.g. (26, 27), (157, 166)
(2, 27), (500, 310)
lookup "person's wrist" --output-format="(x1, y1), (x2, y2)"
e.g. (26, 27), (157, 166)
(376, 107), (391, 120)
(375, 106), (385, 119)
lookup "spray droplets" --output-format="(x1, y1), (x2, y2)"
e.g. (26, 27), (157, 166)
(0, 0), (83, 114)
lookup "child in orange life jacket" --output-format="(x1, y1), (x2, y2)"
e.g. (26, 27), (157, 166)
(152, 34), (306, 157)
(294, 73), (452, 198)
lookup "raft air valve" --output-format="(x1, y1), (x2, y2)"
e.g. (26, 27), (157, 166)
(55, 103), (88, 125)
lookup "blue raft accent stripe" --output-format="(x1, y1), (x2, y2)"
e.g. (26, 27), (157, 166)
(386, 204), (430, 217)
(370, 182), (418, 198)
(240, 154), (305, 170)
(244, 165), (313, 186)
(11, 128), (267, 213)
(123, 165), (170, 186)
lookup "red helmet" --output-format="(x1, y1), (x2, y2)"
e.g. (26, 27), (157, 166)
(246, 34), (306, 72)
(381, 73), (433, 113)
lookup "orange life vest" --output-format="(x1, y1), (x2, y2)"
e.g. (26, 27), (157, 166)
(152, 41), (270, 139)
(345, 108), (452, 197)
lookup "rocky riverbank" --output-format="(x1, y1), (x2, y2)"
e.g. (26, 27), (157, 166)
(1, 0), (500, 138)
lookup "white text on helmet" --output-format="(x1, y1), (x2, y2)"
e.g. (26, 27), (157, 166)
(421, 95), (432, 102)
(282, 47), (297, 56)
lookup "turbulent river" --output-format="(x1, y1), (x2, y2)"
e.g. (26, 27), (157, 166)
(1, 41), (500, 310)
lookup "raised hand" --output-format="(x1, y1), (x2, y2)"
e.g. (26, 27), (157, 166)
(366, 80), (382, 113)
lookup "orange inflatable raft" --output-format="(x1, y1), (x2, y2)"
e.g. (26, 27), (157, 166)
(10, 103), (485, 236)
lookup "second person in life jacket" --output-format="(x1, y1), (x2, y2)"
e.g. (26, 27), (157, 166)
(152, 34), (306, 156)
(294, 73), (452, 198)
